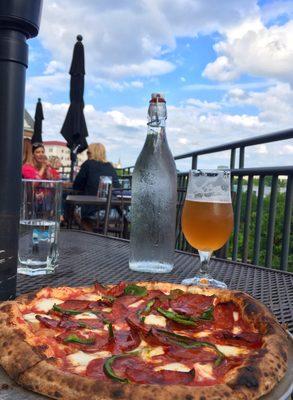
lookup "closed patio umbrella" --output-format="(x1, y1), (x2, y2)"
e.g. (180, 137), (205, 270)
(61, 35), (88, 181)
(31, 98), (44, 144)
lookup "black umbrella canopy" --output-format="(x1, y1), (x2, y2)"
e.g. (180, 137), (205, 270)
(31, 98), (44, 144)
(61, 35), (88, 153)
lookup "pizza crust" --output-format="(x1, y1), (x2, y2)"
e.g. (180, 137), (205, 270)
(0, 282), (289, 400)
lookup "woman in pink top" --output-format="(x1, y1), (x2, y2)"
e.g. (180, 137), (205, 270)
(22, 143), (60, 180)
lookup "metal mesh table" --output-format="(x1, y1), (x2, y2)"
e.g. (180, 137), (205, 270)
(17, 230), (293, 333)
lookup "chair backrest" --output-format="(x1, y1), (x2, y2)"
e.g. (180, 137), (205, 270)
(103, 187), (131, 238)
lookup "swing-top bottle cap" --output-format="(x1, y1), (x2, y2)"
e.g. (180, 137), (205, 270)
(150, 93), (166, 103)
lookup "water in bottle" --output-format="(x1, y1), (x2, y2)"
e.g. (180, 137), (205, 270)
(129, 93), (177, 273)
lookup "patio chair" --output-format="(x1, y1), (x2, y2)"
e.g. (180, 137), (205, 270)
(102, 186), (131, 239)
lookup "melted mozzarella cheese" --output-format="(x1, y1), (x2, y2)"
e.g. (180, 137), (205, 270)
(233, 311), (239, 321)
(102, 307), (112, 313)
(193, 330), (212, 338)
(232, 326), (242, 334)
(141, 346), (165, 362)
(144, 314), (166, 327)
(216, 344), (249, 356)
(154, 362), (191, 372)
(73, 312), (98, 320)
(76, 294), (102, 301)
(194, 363), (215, 381)
(35, 298), (63, 313)
(67, 350), (111, 370)
(129, 300), (145, 308)
(113, 322), (130, 331)
(23, 313), (47, 323)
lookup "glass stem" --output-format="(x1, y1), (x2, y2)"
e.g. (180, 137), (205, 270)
(198, 251), (212, 277)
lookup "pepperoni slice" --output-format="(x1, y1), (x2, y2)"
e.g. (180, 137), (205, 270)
(88, 300), (112, 310)
(86, 358), (106, 379)
(106, 282), (126, 297)
(170, 294), (215, 317)
(77, 319), (104, 329)
(213, 330), (262, 348)
(108, 301), (128, 323)
(59, 319), (82, 330)
(35, 315), (59, 329)
(59, 300), (90, 311)
(116, 295), (144, 308)
(59, 318), (104, 330)
(166, 345), (217, 363)
(113, 329), (141, 352)
(213, 302), (237, 330)
(125, 364), (195, 385)
(125, 316), (150, 336)
(213, 357), (243, 379)
(94, 283), (108, 295)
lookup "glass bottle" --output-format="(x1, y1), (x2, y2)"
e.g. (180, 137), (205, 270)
(129, 93), (177, 272)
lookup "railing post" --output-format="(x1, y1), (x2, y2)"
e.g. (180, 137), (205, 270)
(230, 149), (236, 170)
(265, 175), (278, 268)
(242, 175), (253, 263)
(232, 175), (243, 261)
(192, 155), (198, 170)
(239, 147), (245, 168)
(253, 176), (265, 265)
(280, 175), (292, 271)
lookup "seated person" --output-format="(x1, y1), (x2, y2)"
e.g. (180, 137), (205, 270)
(73, 143), (120, 231)
(22, 143), (60, 180)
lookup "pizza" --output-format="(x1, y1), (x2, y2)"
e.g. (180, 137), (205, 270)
(0, 281), (289, 400)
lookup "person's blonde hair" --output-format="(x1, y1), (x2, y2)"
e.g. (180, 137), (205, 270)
(88, 143), (107, 162)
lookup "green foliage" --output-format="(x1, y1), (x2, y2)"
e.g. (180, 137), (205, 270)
(228, 178), (292, 271)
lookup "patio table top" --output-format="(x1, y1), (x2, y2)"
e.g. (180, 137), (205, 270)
(66, 194), (132, 206)
(17, 229), (293, 333)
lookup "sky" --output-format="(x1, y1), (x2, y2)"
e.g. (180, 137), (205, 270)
(25, 0), (293, 170)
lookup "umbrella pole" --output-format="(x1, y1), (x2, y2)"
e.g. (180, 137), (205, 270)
(70, 150), (76, 182)
(0, 1), (42, 300)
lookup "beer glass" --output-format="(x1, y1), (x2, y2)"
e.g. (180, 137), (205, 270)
(181, 170), (233, 288)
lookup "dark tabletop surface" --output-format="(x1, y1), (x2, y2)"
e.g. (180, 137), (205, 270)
(17, 230), (293, 333)
(66, 194), (131, 205)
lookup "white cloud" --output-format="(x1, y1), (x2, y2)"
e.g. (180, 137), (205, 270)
(278, 144), (293, 154)
(203, 18), (293, 84)
(26, 73), (68, 99)
(255, 144), (268, 154)
(38, 0), (259, 82)
(37, 80), (293, 169)
(98, 59), (175, 79)
(183, 81), (273, 91)
(203, 56), (238, 81)
(185, 98), (221, 110)
(44, 60), (66, 75)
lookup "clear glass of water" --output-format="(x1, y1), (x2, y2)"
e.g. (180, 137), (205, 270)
(18, 179), (62, 275)
(97, 176), (112, 198)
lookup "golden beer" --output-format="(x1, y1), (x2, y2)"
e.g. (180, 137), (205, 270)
(182, 200), (233, 252)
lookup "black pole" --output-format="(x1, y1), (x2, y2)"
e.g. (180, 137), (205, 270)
(0, 0), (43, 300)
(70, 150), (77, 182)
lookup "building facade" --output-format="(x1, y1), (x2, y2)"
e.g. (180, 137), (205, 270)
(24, 109), (34, 139)
(43, 141), (87, 168)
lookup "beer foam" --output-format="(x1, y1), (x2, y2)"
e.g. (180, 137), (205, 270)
(186, 170), (231, 203)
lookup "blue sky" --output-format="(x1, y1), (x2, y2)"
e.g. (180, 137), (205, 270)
(25, 0), (293, 169)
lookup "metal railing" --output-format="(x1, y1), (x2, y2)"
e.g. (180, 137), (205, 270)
(175, 167), (292, 271)
(174, 128), (293, 170)
(121, 129), (293, 271)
